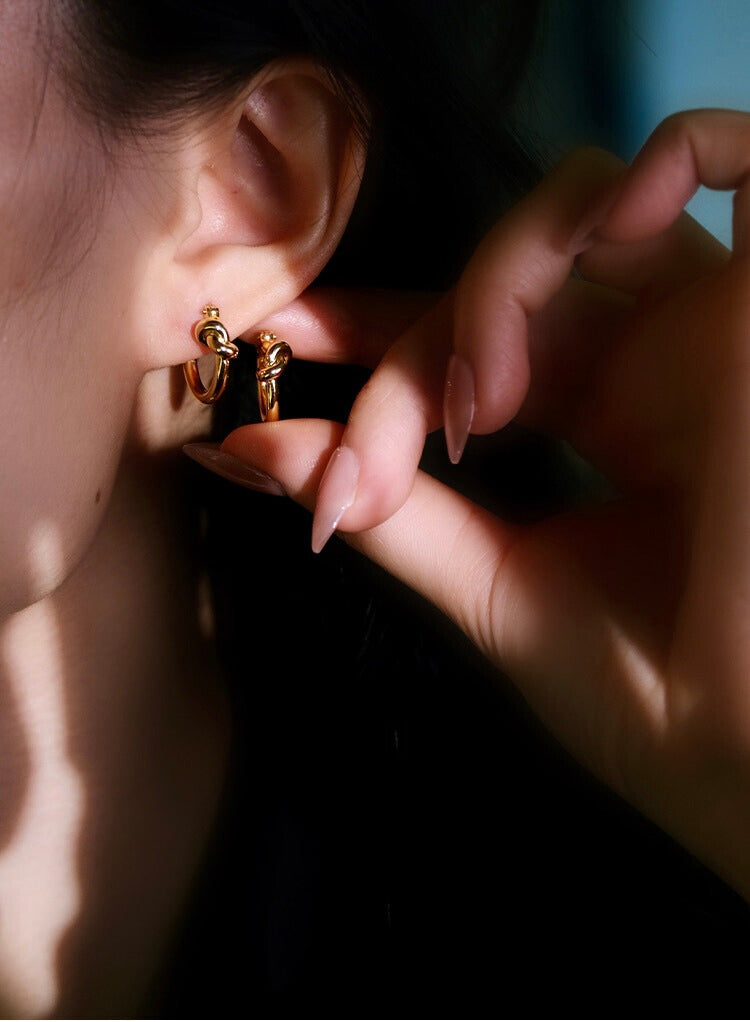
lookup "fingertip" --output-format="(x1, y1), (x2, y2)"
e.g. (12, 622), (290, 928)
(219, 418), (343, 515)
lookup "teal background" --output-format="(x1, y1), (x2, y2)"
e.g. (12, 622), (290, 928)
(515, 0), (750, 245)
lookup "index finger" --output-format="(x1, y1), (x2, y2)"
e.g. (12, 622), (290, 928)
(601, 108), (750, 251)
(449, 147), (625, 447)
(240, 286), (438, 366)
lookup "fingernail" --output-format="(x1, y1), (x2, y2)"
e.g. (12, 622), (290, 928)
(311, 445), (359, 554)
(183, 442), (286, 495)
(443, 353), (475, 464)
(570, 175), (625, 252)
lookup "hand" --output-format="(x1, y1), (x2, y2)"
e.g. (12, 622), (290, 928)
(222, 109), (750, 900)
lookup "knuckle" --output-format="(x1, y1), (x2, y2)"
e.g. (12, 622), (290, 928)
(645, 109), (715, 157)
(645, 109), (704, 156)
(653, 109), (692, 138)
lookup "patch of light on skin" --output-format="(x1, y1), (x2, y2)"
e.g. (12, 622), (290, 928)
(25, 519), (69, 604)
(0, 545), (84, 1013)
(609, 617), (668, 729)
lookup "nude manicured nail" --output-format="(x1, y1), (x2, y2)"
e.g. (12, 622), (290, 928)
(443, 353), (475, 464)
(311, 445), (359, 554)
(183, 443), (286, 495)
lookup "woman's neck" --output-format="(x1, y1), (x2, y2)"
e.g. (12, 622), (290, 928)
(0, 370), (228, 1016)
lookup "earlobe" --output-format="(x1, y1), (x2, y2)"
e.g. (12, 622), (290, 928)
(142, 58), (366, 371)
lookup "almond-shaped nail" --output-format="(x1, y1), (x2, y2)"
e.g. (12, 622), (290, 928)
(311, 445), (359, 554)
(183, 442), (285, 495)
(444, 353), (475, 465)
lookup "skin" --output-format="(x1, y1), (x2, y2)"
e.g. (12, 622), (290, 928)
(5, 0), (750, 1013)
(0, 6), (364, 1014)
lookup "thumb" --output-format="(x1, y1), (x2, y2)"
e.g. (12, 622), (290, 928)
(220, 419), (639, 791)
(220, 419), (518, 659)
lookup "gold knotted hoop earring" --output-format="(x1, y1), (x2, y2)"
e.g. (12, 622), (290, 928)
(183, 305), (239, 405)
(183, 306), (293, 419)
(255, 330), (292, 422)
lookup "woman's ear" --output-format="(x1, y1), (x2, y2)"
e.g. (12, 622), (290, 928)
(135, 58), (366, 369)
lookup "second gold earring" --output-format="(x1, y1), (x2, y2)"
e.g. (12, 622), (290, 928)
(255, 330), (292, 422)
